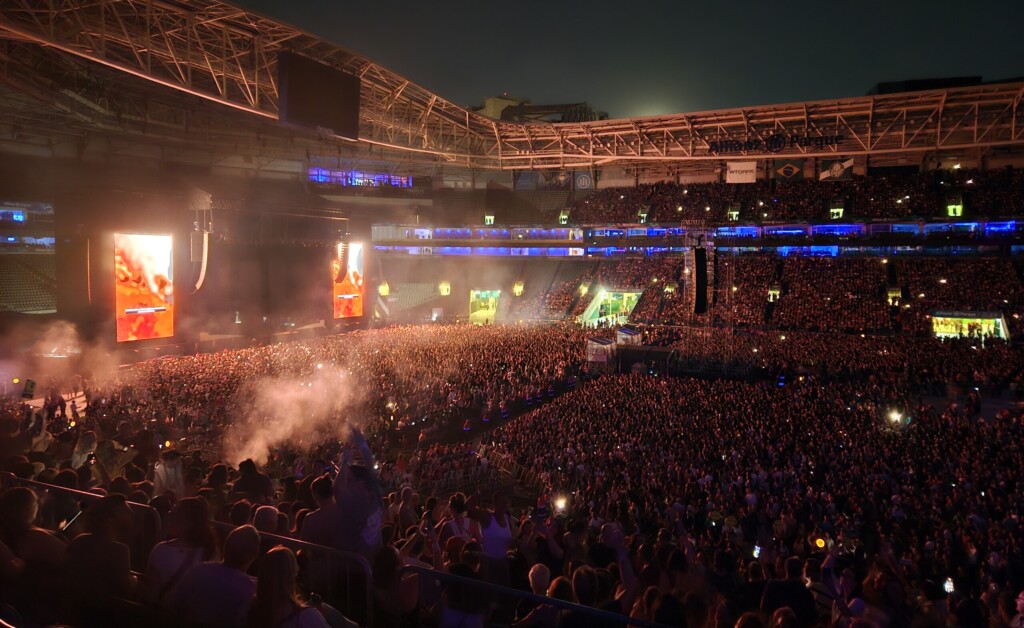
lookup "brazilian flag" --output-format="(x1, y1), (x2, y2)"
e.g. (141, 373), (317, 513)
(774, 159), (804, 182)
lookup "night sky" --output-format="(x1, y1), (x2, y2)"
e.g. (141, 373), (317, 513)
(236, 0), (1024, 119)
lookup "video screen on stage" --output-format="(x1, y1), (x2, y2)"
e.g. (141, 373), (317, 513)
(115, 233), (174, 342)
(469, 289), (500, 325)
(333, 241), (363, 318)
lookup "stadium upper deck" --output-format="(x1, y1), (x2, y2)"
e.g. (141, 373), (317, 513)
(0, 0), (1023, 179)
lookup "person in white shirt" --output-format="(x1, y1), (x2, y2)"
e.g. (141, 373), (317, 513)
(153, 449), (186, 498)
(172, 524), (260, 627)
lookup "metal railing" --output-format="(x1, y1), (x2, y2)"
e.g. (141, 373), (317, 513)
(399, 564), (671, 627)
(487, 450), (544, 491)
(0, 473), (375, 626)
(0, 472), (163, 572)
(208, 522), (374, 627)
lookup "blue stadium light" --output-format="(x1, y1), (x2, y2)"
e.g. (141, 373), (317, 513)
(810, 246), (840, 256)
(811, 224), (864, 236)
(777, 246), (838, 257)
(985, 221), (1016, 234)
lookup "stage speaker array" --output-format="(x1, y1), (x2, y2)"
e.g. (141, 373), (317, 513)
(694, 247), (708, 314)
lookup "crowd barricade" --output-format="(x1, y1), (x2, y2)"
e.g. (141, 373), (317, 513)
(0, 472), (162, 572)
(399, 564), (672, 627)
(486, 450), (544, 491)
(209, 521), (374, 627)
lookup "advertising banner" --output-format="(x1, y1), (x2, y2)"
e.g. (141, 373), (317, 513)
(819, 158), (855, 181)
(726, 161), (757, 184)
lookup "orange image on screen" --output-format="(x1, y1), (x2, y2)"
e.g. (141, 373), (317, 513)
(333, 242), (363, 319)
(115, 234), (174, 342)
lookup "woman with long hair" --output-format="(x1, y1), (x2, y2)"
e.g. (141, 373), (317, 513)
(145, 496), (218, 608)
(247, 545), (330, 628)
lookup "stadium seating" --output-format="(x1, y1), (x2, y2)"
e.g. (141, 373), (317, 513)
(0, 253), (57, 312)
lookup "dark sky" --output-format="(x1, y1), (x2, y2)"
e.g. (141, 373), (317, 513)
(237, 0), (1024, 119)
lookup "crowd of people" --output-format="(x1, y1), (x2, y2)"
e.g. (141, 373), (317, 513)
(896, 258), (1024, 336)
(771, 258), (891, 334)
(3, 263), (1024, 625)
(485, 369), (1024, 627)
(558, 168), (1020, 224)
(0, 323), (599, 626)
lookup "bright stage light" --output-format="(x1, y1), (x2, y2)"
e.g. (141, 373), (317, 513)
(553, 495), (567, 513)
(889, 410), (902, 423)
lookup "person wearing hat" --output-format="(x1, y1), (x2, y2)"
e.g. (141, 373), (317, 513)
(154, 448), (186, 498)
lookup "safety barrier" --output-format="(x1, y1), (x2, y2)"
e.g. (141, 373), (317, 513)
(208, 521), (374, 627)
(0, 472), (163, 572)
(399, 564), (672, 627)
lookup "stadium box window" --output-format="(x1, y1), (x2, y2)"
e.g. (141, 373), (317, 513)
(307, 167), (411, 188)
(559, 210), (570, 225)
(830, 207), (844, 220)
(378, 282), (390, 297)
(439, 281), (451, 296)
(727, 210), (740, 222)
(947, 203), (963, 217)
(484, 215), (495, 226)
(768, 286), (781, 302)
(637, 209), (648, 224)
(513, 281), (524, 296)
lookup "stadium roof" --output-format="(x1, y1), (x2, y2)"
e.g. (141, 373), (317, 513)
(1, 0), (1022, 175)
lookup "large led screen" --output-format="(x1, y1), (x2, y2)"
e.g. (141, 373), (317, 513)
(333, 242), (363, 318)
(115, 234), (174, 342)
(931, 315), (1007, 340)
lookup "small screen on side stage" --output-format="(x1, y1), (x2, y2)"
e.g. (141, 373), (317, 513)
(278, 52), (360, 140)
(333, 242), (363, 319)
(115, 234), (174, 342)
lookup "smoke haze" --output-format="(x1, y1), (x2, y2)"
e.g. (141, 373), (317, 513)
(221, 363), (363, 466)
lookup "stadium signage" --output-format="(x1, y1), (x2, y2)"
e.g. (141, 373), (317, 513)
(708, 133), (845, 155)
